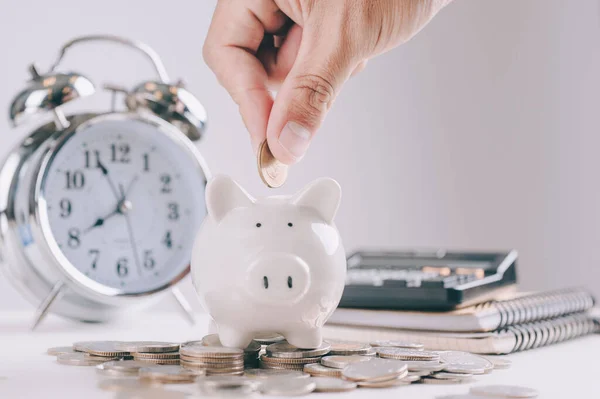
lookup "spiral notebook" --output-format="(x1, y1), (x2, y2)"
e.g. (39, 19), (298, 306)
(328, 288), (595, 332)
(323, 313), (598, 354)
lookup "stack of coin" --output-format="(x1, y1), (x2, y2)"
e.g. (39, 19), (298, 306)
(180, 345), (244, 376)
(195, 334), (261, 368)
(55, 341), (131, 366)
(139, 365), (201, 384)
(260, 341), (331, 371)
(342, 357), (410, 388)
(116, 341), (181, 365)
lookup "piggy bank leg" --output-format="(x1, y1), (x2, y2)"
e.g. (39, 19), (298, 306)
(284, 327), (323, 349)
(218, 324), (254, 349)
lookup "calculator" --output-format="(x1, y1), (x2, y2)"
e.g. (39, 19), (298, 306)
(338, 250), (518, 310)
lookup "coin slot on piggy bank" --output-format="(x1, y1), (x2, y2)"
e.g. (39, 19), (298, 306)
(191, 175), (346, 349)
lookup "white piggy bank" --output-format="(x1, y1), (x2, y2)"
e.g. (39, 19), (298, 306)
(191, 175), (346, 349)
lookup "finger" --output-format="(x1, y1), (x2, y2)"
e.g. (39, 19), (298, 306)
(258, 24), (303, 88)
(203, 0), (288, 151)
(266, 22), (358, 164)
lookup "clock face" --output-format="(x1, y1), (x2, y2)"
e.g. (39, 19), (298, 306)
(38, 115), (207, 295)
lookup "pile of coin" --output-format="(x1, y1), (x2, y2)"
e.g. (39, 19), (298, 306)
(47, 336), (535, 397)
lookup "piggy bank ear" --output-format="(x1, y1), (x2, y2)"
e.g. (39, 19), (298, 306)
(291, 178), (341, 223)
(206, 175), (253, 222)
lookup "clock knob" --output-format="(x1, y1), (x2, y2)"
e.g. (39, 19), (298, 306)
(9, 65), (95, 127)
(127, 81), (207, 141)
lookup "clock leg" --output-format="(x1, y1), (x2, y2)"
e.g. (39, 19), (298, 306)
(171, 287), (196, 325)
(31, 281), (65, 330)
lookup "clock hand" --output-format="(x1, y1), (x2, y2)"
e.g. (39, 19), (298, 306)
(119, 184), (143, 276)
(124, 175), (139, 197)
(82, 197), (134, 234)
(97, 159), (121, 202)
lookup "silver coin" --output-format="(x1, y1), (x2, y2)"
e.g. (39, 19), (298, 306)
(321, 355), (372, 369)
(198, 375), (260, 395)
(439, 351), (493, 374)
(327, 341), (374, 355)
(303, 363), (342, 377)
(47, 346), (77, 356)
(97, 378), (163, 392)
(408, 370), (433, 377)
(96, 363), (139, 377)
(342, 358), (408, 382)
(243, 369), (310, 379)
(115, 341), (179, 353)
(73, 341), (130, 357)
(356, 374), (411, 388)
(370, 340), (424, 350)
(260, 377), (316, 396)
(57, 353), (108, 366)
(102, 360), (150, 373)
(422, 377), (473, 385)
(311, 377), (357, 392)
(180, 345), (244, 358)
(432, 371), (474, 380)
(266, 341), (331, 359)
(253, 332), (286, 345)
(260, 354), (321, 365)
(404, 360), (446, 372)
(376, 347), (440, 361)
(470, 385), (539, 398)
(485, 356), (513, 370)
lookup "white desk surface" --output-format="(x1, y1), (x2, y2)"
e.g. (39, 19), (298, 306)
(1, 311), (599, 399)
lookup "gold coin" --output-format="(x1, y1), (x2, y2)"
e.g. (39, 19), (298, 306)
(303, 363), (343, 377)
(257, 139), (288, 188)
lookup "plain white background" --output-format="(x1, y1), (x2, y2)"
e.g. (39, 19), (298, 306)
(0, 0), (598, 315)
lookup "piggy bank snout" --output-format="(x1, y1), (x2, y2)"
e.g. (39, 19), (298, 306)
(246, 253), (311, 304)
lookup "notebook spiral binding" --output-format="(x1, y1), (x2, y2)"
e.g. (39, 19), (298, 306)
(503, 313), (599, 353)
(473, 288), (595, 329)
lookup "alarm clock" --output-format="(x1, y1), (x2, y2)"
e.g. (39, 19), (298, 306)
(0, 35), (210, 329)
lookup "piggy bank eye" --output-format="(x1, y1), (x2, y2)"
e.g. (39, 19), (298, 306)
(256, 223), (262, 228)
(288, 222), (293, 227)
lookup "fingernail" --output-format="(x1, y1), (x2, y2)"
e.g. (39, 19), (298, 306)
(278, 121), (312, 161)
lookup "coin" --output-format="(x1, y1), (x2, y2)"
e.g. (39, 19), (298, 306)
(74, 341), (130, 357)
(47, 346), (77, 356)
(376, 347), (440, 361)
(356, 374), (411, 388)
(132, 352), (180, 360)
(439, 351), (493, 374)
(342, 358), (408, 382)
(321, 355), (372, 369)
(181, 359), (244, 368)
(253, 332), (286, 345)
(133, 358), (180, 365)
(180, 345), (243, 358)
(422, 377), (472, 385)
(303, 363), (343, 377)
(485, 356), (513, 370)
(102, 360), (151, 373)
(139, 365), (202, 382)
(404, 360), (446, 372)
(260, 354), (321, 365)
(260, 377), (316, 396)
(115, 341), (179, 353)
(470, 385), (539, 398)
(311, 377), (357, 392)
(260, 362), (306, 371)
(257, 139), (288, 188)
(96, 363), (139, 377)
(266, 341), (331, 358)
(432, 371), (474, 380)
(370, 340), (425, 350)
(200, 334), (262, 354)
(57, 353), (108, 366)
(328, 341), (374, 355)
(97, 378), (163, 392)
(243, 369), (310, 379)
(400, 374), (422, 383)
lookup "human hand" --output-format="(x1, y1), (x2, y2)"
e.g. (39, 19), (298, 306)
(203, 0), (453, 164)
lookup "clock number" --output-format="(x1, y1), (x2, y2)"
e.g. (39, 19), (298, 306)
(163, 231), (173, 249)
(68, 228), (81, 249)
(143, 153), (150, 172)
(84, 150), (101, 169)
(88, 249), (100, 269)
(116, 257), (128, 277)
(167, 203), (179, 220)
(110, 143), (131, 163)
(65, 170), (85, 190)
(143, 250), (155, 269)
(59, 199), (72, 218)
(160, 174), (172, 193)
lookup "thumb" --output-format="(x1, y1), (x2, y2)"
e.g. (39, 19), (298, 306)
(266, 27), (357, 165)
